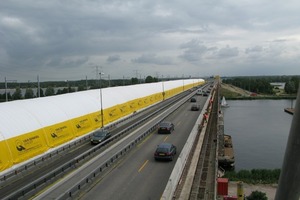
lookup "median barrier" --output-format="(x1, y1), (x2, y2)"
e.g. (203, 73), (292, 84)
(33, 87), (197, 200)
(161, 93), (211, 200)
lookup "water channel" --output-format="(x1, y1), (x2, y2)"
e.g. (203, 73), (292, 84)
(222, 99), (294, 171)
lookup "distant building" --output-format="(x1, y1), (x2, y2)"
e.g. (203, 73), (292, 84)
(270, 82), (286, 90)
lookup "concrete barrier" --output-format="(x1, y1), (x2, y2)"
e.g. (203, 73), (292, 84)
(161, 94), (211, 199)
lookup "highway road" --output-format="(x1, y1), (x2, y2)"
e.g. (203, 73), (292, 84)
(1, 83), (214, 200)
(78, 94), (208, 200)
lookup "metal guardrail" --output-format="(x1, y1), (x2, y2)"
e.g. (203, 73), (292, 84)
(3, 88), (196, 200)
(0, 113), (137, 183)
(33, 88), (192, 200)
(56, 125), (158, 200)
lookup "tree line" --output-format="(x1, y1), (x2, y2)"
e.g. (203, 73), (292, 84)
(0, 76), (161, 102)
(224, 168), (281, 184)
(223, 75), (299, 94)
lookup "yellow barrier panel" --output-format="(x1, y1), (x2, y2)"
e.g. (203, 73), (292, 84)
(71, 116), (94, 136)
(105, 105), (122, 123)
(127, 99), (138, 113)
(153, 92), (163, 102)
(118, 102), (131, 118)
(43, 120), (75, 147)
(142, 96), (150, 107)
(149, 93), (161, 104)
(140, 95), (154, 108)
(0, 140), (12, 171)
(89, 109), (111, 128)
(137, 98), (144, 110)
(6, 129), (48, 164)
(89, 111), (102, 130)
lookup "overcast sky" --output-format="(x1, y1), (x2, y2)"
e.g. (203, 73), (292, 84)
(1, 0), (300, 82)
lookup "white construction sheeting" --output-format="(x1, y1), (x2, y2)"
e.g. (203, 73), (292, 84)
(0, 79), (203, 141)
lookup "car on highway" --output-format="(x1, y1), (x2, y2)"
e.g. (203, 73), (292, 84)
(196, 89), (203, 95)
(154, 143), (177, 161)
(191, 104), (200, 111)
(90, 129), (111, 144)
(190, 97), (197, 102)
(203, 91), (209, 96)
(157, 121), (174, 134)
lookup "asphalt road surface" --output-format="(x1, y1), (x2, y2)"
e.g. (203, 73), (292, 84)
(79, 95), (207, 200)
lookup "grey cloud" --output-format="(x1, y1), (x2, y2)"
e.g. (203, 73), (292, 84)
(179, 39), (216, 62)
(0, 0), (299, 81)
(216, 46), (239, 58)
(245, 46), (263, 54)
(107, 55), (121, 63)
(132, 54), (172, 65)
(46, 56), (89, 68)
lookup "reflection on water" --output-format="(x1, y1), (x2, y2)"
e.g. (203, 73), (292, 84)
(223, 100), (294, 170)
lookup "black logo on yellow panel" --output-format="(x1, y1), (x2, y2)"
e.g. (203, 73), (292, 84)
(51, 133), (58, 138)
(16, 140), (26, 151)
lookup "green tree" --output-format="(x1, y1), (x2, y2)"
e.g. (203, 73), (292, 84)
(237, 170), (252, 180)
(77, 85), (85, 91)
(247, 190), (267, 200)
(291, 76), (299, 92)
(24, 88), (34, 99)
(285, 81), (295, 94)
(224, 168), (280, 184)
(12, 88), (22, 100)
(36, 88), (45, 97)
(61, 88), (68, 94)
(145, 76), (157, 83)
(6, 92), (12, 101)
(45, 86), (55, 96)
(69, 87), (76, 93)
(131, 77), (139, 84)
(0, 93), (5, 102)
(56, 89), (63, 95)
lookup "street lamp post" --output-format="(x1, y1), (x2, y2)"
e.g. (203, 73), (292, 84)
(65, 80), (69, 93)
(37, 75), (40, 97)
(99, 72), (104, 128)
(161, 75), (165, 100)
(5, 77), (17, 102)
(5, 77), (7, 102)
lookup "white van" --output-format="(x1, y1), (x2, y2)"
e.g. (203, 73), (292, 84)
(196, 89), (203, 95)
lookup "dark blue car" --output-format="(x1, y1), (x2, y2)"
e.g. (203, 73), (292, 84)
(90, 129), (111, 145)
(157, 121), (174, 134)
(154, 143), (177, 161)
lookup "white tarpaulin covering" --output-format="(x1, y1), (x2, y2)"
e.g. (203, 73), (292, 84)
(0, 79), (204, 171)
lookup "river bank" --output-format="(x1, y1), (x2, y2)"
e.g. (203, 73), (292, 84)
(220, 97), (293, 198)
(220, 83), (296, 100)
(228, 181), (277, 200)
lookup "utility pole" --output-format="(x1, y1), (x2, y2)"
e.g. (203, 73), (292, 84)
(4, 77), (17, 102)
(108, 74), (111, 87)
(37, 75), (40, 97)
(99, 72), (104, 128)
(5, 77), (7, 102)
(86, 75), (88, 90)
(133, 69), (140, 83)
